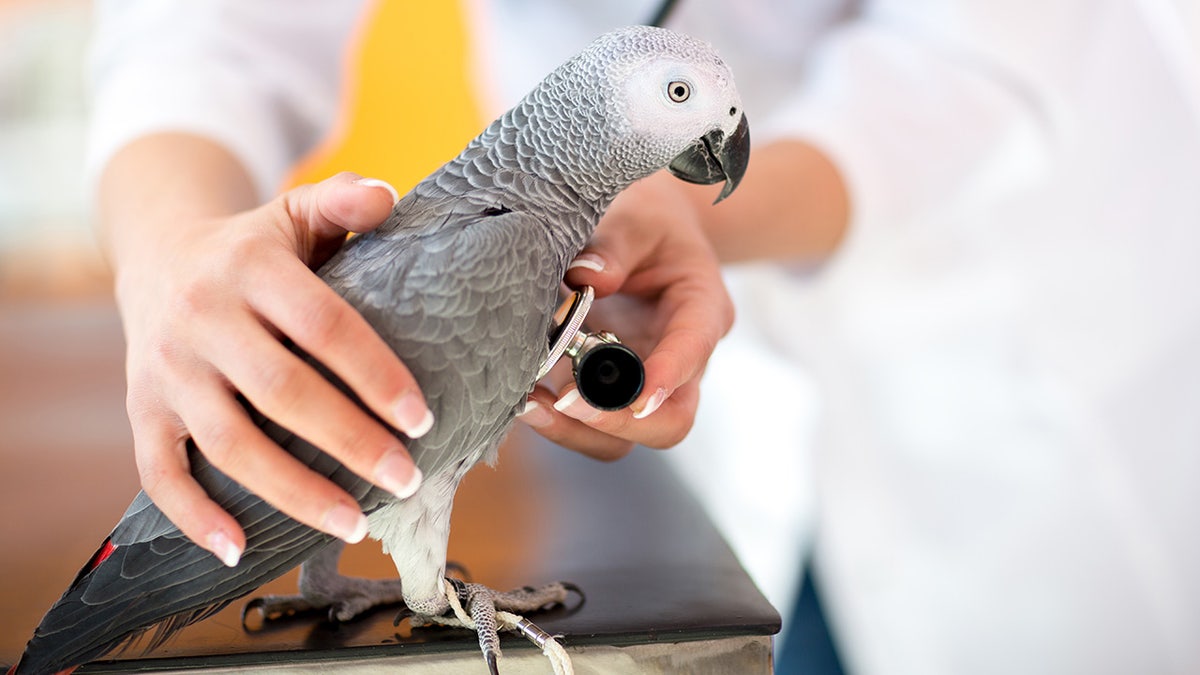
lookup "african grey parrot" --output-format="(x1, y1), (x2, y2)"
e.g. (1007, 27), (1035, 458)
(12, 24), (749, 675)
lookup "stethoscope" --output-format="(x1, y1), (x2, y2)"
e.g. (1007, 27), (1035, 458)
(536, 286), (645, 411)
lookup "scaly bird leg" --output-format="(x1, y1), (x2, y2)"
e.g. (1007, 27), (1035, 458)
(242, 541), (405, 627)
(411, 577), (580, 675)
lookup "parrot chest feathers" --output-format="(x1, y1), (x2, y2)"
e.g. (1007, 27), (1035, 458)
(367, 467), (469, 604)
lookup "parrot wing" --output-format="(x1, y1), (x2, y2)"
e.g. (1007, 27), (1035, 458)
(323, 196), (566, 478)
(19, 199), (566, 672)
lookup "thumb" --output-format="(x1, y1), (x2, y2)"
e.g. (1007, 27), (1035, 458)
(284, 171), (401, 241)
(564, 237), (635, 298)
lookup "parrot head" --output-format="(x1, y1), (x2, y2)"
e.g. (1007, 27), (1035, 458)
(610, 28), (749, 203)
(522, 25), (750, 205)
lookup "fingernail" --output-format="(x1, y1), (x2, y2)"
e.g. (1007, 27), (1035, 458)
(394, 394), (434, 439)
(553, 388), (601, 422)
(518, 398), (553, 428)
(354, 177), (401, 206)
(324, 502), (369, 544)
(375, 451), (423, 500)
(208, 530), (242, 567)
(567, 253), (606, 273)
(633, 387), (668, 420)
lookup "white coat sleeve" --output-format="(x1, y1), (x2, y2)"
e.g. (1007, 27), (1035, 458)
(87, 0), (368, 201)
(759, 1), (1089, 234)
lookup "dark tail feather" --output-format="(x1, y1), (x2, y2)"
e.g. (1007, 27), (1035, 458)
(14, 523), (323, 675)
(8, 663), (78, 675)
(16, 426), (346, 674)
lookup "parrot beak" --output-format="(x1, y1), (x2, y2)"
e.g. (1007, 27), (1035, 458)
(667, 113), (750, 204)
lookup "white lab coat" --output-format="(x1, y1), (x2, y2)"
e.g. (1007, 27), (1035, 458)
(89, 1), (1200, 672)
(670, 3), (1200, 674)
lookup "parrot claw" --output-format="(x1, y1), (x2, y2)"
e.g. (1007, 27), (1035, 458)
(241, 595), (321, 630)
(415, 578), (582, 674)
(241, 581), (406, 629)
(241, 543), (406, 630)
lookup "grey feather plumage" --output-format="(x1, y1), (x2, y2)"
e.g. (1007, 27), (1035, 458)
(14, 25), (749, 674)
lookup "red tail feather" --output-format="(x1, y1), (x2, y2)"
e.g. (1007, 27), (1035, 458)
(88, 538), (118, 571)
(67, 537), (119, 587)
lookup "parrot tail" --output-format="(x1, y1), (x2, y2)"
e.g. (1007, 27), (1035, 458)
(11, 534), (240, 675)
(6, 666), (76, 675)
(14, 496), (326, 675)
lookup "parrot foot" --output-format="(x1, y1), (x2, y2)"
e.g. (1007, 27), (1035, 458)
(412, 578), (581, 675)
(241, 541), (405, 629)
(241, 575), (406, 628)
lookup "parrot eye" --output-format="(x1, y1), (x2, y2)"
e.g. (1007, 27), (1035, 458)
(667, 81), (691, 103)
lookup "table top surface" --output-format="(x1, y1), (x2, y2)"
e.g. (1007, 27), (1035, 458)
(0, 300), (779, 670)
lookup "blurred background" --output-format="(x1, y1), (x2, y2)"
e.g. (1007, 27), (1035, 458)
(0, 2), (123, 655)
(0, 0), (109, 301)
(0, 0), (484, 301)
(3, 2), (1199, 673)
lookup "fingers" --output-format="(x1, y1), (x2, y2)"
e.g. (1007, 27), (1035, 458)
(117, 172), (428, 563)
(173, 378), (372, 542)
(130, 405), (247, 567)
(517, 388), (634, 461)
(561, 229), (732, 423)
(286, 171), (400, 237)
(278, 172), (401, 264)
(244, 175), (428, 496)
(630, 278), (733, 415)
(529, 175), (734, 456)
(243, 249), (434, 442)
(518, 241), (720, 451)
(196, 308), (424, 500)
(243, 196), (430, 496)
(518, 378), (703, 458)
(131, 373), (379, 568)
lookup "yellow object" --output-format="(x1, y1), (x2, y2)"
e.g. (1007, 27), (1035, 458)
(285, 0), (485, 193)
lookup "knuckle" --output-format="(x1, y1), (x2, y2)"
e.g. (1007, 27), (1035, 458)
(659, 328), (716, 379)
(258, 480), (310, 520)
(135, 452), (173, 497)
(294, 295), (350, 351)
(253, 360), (307, 415)
(692, 325), (721, 360)
(129, 415), (187, 485)
(225, 229), (268, 266)
(125, 386), (158, 426)
(174, 274), (219, 319)
(365, 357), (416, 404)
(144, 337), (192, 383)
(193, 420), (244, 474)
(331, 418), (391, 469)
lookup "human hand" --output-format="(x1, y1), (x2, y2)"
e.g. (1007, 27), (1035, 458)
(113, 171), (429, 566)
(517, 172), (734, 460)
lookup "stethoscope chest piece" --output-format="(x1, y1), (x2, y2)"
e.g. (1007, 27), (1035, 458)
(538, 286), (645, 411)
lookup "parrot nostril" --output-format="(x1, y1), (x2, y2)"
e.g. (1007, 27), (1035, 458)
(729, 106), (737, 116)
